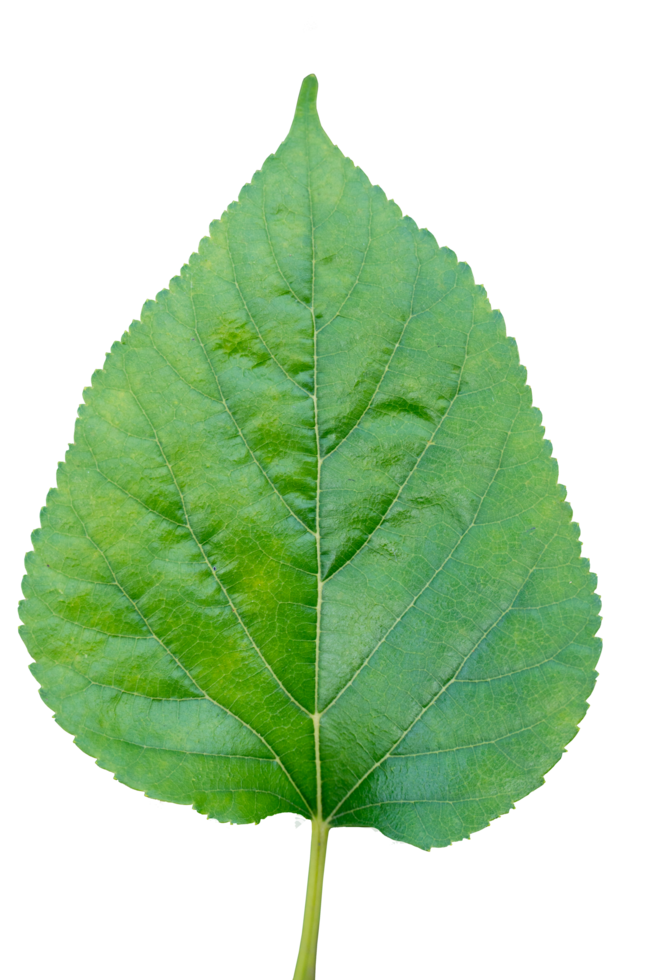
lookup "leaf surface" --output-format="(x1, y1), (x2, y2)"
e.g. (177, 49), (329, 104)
(20, 76), (601, 849)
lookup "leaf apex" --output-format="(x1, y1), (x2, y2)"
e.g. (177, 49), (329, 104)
(289, 72), (320, 132)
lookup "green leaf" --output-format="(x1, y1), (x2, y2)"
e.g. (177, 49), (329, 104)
(20, 74), (600, 975)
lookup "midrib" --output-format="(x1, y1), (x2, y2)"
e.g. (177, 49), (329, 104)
(306, 126), (324, 823)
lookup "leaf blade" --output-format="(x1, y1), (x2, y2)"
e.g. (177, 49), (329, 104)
(20, 75), (600, 846)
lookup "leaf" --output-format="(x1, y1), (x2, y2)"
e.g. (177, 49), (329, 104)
(20, 75), (600, 976)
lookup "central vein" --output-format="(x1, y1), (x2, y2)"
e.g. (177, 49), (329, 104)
(307, 168), (323, 822)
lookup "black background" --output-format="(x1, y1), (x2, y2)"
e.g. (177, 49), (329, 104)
(12, 4), (614, 980)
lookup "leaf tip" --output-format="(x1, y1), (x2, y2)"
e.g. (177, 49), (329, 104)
(290, 72), (320, 130)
